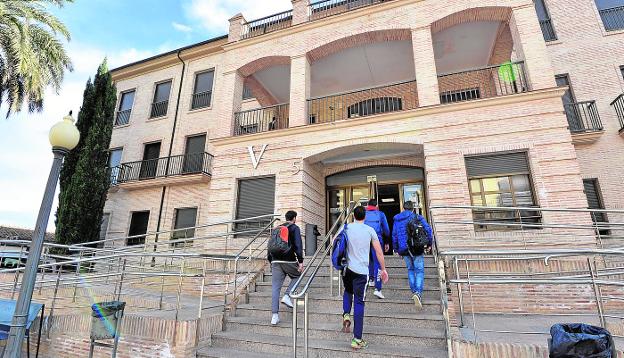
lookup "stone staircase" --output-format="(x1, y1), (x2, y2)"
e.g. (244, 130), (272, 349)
(199, 255), (448, 357)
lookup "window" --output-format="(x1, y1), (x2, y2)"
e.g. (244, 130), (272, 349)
(171, 208), (198, 247)
(127, 211), (150, 246)
(620, 65), (624, 80)
(108, 148), (123, 184)
(191, 70), (215, 110)
(596, 0), (624, 31)
(583, 179), (609, 225)
(235, 177), (276, 232)
(140, 142), (162, 179)
(347, 97), (402, 118)
(242, 85), (253, 100)
(183, 134), (206, 173)
(115, 90), (135, 126)
(440, 88), (481, 104)
(555, 74), (583, 132)
(465, 152), (539, 230)
(534, 0), (557, 41)
(150, 81), (172, 118)
(99, 213), (110, 249)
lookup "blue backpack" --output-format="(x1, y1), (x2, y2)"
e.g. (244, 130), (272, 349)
(331, 224), (349, 271)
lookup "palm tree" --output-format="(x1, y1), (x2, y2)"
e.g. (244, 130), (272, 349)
(0, 0), (74, 116)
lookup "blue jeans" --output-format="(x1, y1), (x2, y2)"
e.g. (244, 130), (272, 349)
(368, 251), (382, 291)
(403, 255), (424, 295)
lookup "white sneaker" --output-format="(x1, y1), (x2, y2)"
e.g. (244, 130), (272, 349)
(368, 280), (375, 287)
(281, 295), (294, 308)
(373, 290), (385, 299)
(271, 313), (280, 325)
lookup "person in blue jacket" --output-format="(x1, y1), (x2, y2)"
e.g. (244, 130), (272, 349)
(392, 200), (433, 309)
(364, 198), (390, 299)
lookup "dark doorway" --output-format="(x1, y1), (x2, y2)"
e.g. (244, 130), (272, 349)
(377, 184), (401, 254)
(128, 211), (150, 246)
(140, 142), (161, 179)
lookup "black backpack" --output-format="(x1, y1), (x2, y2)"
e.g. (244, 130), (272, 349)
(406, 215), (429, 257)
(268, 223), (292, 259)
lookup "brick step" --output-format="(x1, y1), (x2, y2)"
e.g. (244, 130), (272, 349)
(208, 331), (447, 358)
(234, 304), (445, 330)
(246, 291), (441, 313)
(225, 315), (447, 347)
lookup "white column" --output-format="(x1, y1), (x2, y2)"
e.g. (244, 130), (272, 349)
(289, 54), (311, 128)
(291, 0), (310, 25)
(412, 26), (440, 107)
(214, 71), (244, 138)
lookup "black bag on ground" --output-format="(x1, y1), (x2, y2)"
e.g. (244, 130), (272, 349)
(549, 323), (616, 358)
(405, 215), (428, 257)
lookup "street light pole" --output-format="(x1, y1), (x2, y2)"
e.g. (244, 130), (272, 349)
(4, 113), (79, 358)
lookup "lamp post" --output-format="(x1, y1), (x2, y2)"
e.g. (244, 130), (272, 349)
(4, 112), (80, 357)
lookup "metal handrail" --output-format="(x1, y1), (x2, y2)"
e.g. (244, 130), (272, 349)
(430, 205), (624, 214)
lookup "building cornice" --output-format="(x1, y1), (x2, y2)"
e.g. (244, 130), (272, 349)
(210, 87), (567, 146)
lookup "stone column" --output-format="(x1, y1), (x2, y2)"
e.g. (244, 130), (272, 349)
(291, 0), (310, 25)
(228, 13), (245, 43)
(510, 5), (557, 90)
(411, 26), (440, 107)
(214, 70), (244, 138)
(288, 54), (311, 128)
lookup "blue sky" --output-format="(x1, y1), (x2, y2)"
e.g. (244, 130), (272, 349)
(0, 0), (291, 231)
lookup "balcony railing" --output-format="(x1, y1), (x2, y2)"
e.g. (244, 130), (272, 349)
(599, 5), (624, 31)
(309, 0), (391, 21)
(114, 152), (213, 184)
(438, 61), (529, 104)
(539, 19), (557, 41)
(307, 80), (418, 124)
(234, 103), (289, 136)
(115, 109), (131, 126)
(150, 100), (169, 118)
(191, 91), (212, 110)
(241, 10), (293, 40)
(563, 101), (603, 134)
(610, 93), (624, 132)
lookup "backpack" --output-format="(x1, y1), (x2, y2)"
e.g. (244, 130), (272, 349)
(331, 224), (349, 271)
(268, 223), (292, 259)
(406, 215), (429, 257)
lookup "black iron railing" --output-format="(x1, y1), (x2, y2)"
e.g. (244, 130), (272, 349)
(234, 103), (289, 136)
(307, 80), (417, 124)
(611, 94), (624, 132)
(114, 152), (213, 184)
(539, 19), (557, 41)
(150, 100), (169, 118)
(599, 5), (624, 31)
(241, 10), (293, 40)
(563, 101), (603, 133)
(309, 0), (391, 21)
(115, 109), (131, 126)
(191, 91), (212, 110)
(437, 61), (529, 104)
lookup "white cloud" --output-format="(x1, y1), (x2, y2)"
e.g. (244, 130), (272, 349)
(183, 0), (292, 33)
(172, 21), (193, 33)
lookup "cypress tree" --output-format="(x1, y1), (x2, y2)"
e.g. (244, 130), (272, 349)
(55, 60), (116, 246)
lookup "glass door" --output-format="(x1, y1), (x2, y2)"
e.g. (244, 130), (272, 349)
(401, 183), (426, 217)
(328, 188), (345, 230)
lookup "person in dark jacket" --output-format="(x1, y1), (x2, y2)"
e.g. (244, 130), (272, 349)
(268, 211), (304, 325)
(364, 199), (390, 299)
(392, 201), (433, 309)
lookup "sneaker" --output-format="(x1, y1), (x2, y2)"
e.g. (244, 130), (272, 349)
(342, 313), (351, 333)
(412, 293), (422, 310)
(368, 280), (374, 287)
(373, 290), (385, 299)
(271, 313), (280, 325)
(281, 295), (293, 309)
(351, 338), (369, 350)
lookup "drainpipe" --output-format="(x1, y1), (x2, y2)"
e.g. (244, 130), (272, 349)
(153, 50), (187, 263)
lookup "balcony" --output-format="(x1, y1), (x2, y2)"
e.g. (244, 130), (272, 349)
(241, 10), (293, 40)
(234, 103), (289, 136)
(191, 91), (212, 110)
(113, 152), (213, 189)
(150, 100), (168, 118)
(564, 101), (603, 144)
(438, 62), (530, 105)
(611, 93), (624, 135)
(307, 80), (418, 124)
(115, 109), (131, 126)
(539, 19), (557, 42)
(599, 5), (624, 32)
(309, 0), (390, 21)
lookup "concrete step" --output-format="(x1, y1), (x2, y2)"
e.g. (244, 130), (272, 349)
(198, 347), (288, 358)
(225, 315), (447, 347)
(209, 331), (447, 357)
(262, 267), (439, 281)
(255, 280), (440, 293)
(234, 304), (445, 330)
(247, 291), (441, 313)
(275, 284), (441, 299)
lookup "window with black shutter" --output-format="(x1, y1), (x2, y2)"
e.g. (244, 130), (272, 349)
(583, 179), (608, 226)
(465, 152), (540, 230)
(235, 176), (276, 232)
